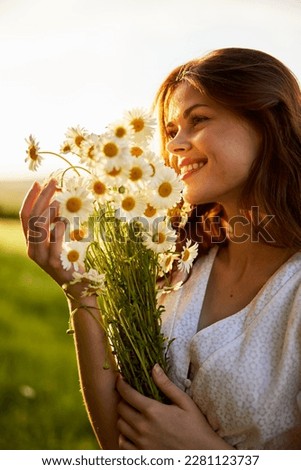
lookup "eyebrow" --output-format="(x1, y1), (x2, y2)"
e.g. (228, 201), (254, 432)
(183, 103), (209, 118)
(165, 103), (209, 128)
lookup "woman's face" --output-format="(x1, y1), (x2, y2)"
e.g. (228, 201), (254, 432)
(165, 82), (261, 210)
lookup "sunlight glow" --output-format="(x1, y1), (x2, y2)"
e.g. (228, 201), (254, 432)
(0, 0), (300, 180)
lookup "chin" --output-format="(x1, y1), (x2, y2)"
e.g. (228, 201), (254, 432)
(183, 191), (207, 206)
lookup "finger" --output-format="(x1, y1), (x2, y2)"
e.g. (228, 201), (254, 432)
(19, 181), (42, 238)
(117, 414), (139, 444)
(118, 433), (137, 450)
(27, 200), (60, 261)
(30, 179), (58, 218)
(49, 219), (67, 258)
(152, 364), (189, 409)
(48, 220), (74, 280)
(116, 376), (153, 413)
(117, 398), (141, 426)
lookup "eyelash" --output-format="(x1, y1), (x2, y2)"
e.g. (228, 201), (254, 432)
(191, 115), (209, 125)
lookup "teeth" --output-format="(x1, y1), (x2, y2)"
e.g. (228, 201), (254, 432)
(181, 161), (205, 174)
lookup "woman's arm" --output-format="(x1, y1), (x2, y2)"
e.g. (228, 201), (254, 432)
(69, 295), (120, 449)
(20, 179), (120, 449)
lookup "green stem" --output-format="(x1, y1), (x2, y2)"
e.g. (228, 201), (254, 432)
(39, 151), (81, 175)
(61, 165), (91, 179)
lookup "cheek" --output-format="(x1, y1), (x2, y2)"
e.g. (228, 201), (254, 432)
(220, 128), (260, 171)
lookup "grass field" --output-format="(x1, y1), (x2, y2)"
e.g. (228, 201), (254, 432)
(0, 179), (36, 218)
(0, 217), (98, 449)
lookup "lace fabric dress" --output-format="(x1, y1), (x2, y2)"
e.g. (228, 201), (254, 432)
(161, 247), (301, 449)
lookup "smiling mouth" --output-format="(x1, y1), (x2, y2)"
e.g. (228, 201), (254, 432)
(180, 161), (206, 176)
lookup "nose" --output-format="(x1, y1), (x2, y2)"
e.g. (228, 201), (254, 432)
(166, 132), (192, 155)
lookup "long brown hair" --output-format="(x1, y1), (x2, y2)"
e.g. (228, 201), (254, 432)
(155, 48), (301, 251)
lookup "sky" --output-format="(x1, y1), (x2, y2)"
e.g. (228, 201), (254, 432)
(0, 0), (301, 181)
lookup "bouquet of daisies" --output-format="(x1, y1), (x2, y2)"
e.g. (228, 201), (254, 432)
(25, 108), (198, 402)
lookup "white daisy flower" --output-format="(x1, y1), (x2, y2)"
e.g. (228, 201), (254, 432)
(142, 220), (177, 254)
(178, 201), (193, 228)
(80, 133), (101, 167)
(124, 108), (156, 144)
(107, 118), (134, 141)
(167, 200), (192, 228)
(60, 241), (88, 271)
(63, 176), (88, 192)
(56, 186), (93, 222)
(98, 133), (131, 171)
(99, 165), (130, 189)
(148, 157), (168, 181)
(128, 157), (153, 189)
(143, 150), (164, 168)
(68, 221), (89, 242)
(178, 239), (199, 274)
(60, 141), (72, 154)
(25, 135), (43, 171)
(129, 144), (145, 158)
(150, 165), (184, 209)
(142, 201), (166, 222)
(88, 173), (112, 204)
(70, 268), (105, 296)
(157, 281), (183, 296)
(64, 126), (88, 154)
(158, 250), (179, 274)
(126, 197), (165, 234)
(116, 192), (147, 220)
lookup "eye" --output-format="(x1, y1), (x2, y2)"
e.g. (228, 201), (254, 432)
(191, 115), (209, 126)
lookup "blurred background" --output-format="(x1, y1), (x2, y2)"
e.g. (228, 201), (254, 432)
(0, 0), (300, 450)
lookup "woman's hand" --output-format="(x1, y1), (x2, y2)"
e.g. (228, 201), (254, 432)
(19, 179), (82, 297)
(116, 364), (232, 450)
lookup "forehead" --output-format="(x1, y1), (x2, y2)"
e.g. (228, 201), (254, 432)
(165, 82), (211, 123)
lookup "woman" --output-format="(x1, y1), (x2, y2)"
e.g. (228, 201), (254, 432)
(20, 48), (301, 449)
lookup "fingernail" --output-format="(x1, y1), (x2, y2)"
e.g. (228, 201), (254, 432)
(153, 363), (162, 374)
(44, 178), (57, 189)
(31, 181), (41, 191)
(49, 178), (58, 187)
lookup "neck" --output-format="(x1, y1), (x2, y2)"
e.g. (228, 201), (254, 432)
(218, 204), (296, 270)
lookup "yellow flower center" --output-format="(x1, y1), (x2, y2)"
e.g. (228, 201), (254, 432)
(70, 229), (85, 241)
(88, 145), (95, 159)
(158, 181), (172, 198)
(62, 144), (71, 153)
(152, 232), (166, 244)
(93, 181), (106, 195)
(182, 249), (190, 262)
(164, 254), (173, 267)
(29, 146), (38, 161)
(115, 126), (126, 138)
(144, 204), (157, 218)
(75, 135), (84, 147)
(66, 197), (82, 213)
(67, 250), (80, 262)
(130, 166), (143, 181)
(131, 117), (144, 133)
(103, 142), (118, 157)
(122, 196), (136, 212)
(107, 167), (121, 177)
(131, 146), (143, 157)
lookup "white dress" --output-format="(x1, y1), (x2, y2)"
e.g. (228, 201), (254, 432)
(161, 247), (301, 449)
